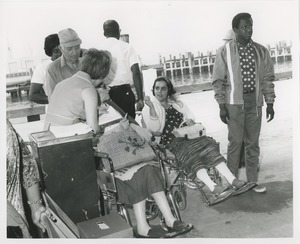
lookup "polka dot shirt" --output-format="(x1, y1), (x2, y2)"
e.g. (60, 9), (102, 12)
(237, 41), (256, 93)
(160, 105), (184, 146)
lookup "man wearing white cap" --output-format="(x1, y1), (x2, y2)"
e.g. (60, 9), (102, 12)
(46, 28), (82, 98)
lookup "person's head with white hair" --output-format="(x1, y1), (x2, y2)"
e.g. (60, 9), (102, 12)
(58, 28), (82, 64)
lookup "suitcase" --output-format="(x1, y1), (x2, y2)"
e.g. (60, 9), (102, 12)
(29, 131), (100, 225)
(77, 211), (133, 238)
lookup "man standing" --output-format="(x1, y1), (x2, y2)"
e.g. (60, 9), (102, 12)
(212, 13), (276, 193)
(100, 20), (144, 119)
(29, 34), (61, 104)
(46, 28), (82, 99)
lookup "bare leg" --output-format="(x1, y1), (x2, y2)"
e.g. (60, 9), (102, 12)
(151, 191), (177, 227)
(133, 200), (151, 236)
(215, 162), (235, 184)
(196, 168), (216, 191)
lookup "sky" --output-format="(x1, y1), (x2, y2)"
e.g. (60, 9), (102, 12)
(1, 0), (299, 66)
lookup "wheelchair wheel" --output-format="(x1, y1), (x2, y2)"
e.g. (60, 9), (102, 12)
(171, 186), (187, 211)
(146, 201), (159, 221)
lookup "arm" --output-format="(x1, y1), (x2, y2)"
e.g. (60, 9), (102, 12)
(261, 48), (276, 122)
(212, 46), (229, 124)
(25, 184), (46, 232)
(142, 97), (162, 132)
(211, 47), (228, 104)
(82, 88), (101, 135)
(19, 132), (45, 232)
(29, 83), (48, 104)
(131, 63), (144, 111)
(45, 67), (57, 99)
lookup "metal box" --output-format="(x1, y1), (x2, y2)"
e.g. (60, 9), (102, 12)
(77, 211), (132, 238)
(29, 131), (100, 225)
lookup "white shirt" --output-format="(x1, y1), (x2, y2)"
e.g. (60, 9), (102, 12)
(31, 59), (52, 95)
(99, 37), (140, 87)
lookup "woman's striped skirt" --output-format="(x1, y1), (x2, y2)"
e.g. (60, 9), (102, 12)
(166, 136), (225, 180)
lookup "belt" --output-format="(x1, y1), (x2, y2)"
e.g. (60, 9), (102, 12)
(109, 84), (131, 90)
(243, 90), (255, 94)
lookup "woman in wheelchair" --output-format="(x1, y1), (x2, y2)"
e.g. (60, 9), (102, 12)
(142, 76), (249, 201)
(98, 118), (192, 238)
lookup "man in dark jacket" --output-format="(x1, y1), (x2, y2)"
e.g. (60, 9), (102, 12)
(212, 12), (276, 193)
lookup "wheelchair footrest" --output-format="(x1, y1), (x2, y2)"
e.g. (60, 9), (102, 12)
(208, 188), (235, 206)
(231, 182), (257, 196)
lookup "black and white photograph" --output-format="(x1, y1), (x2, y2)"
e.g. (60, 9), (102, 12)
(1, 0), (299, 243)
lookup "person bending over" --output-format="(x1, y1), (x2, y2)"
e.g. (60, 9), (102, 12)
(44, 48), (111, 135)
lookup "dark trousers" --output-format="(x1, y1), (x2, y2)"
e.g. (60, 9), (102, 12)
(109, 84), (136, 119)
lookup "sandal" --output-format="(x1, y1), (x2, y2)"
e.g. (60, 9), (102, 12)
(133, 228), (162, 238)
(166, 220), (193, 233)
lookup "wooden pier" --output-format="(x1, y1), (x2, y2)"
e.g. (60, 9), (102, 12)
(153, 40), (292, 79)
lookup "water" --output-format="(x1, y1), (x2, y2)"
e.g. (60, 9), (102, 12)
(6, 61), (292, 109)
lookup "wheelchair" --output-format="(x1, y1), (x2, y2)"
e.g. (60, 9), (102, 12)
(136, 112), (254, 207)
(93, 116), (193, 238)
(94, 148), (194, 238)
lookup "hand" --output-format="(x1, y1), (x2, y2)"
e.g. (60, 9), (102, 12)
(136, 99), (144, 111)
(120, 116), (130, 130)
(130, 123), (153, 141)
(144, 96), (153, 107)
(219, 104), (229, 124)
(31, 204), (46, 232)
(186, 119), (195, 126)
(266, 104), (275, 122)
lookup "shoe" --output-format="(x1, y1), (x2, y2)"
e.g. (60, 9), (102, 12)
(231, 179), (247, 189)
(253, 184), (266, 193)
(166, 220), (193, 233)
(133, 228), (162, 238)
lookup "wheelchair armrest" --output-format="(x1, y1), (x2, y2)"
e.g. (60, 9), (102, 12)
(93, 150), (115, 173)
(94, 151), (110, 159)
(153, 144), (176, 161)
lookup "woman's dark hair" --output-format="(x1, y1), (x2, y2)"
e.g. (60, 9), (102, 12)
(44, 34), (59, 57)
(232, 12), (252, 29)
(81, 48), (111, 80)
(152, 76), (176, 97)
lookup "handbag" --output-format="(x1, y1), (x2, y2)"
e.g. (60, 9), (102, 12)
(97, 129), (156, 170)
(172, 121), (206, 139)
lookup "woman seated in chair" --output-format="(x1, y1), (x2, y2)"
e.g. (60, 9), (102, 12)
(142, 76), (250, 200)
(97, 118), (192, 238)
